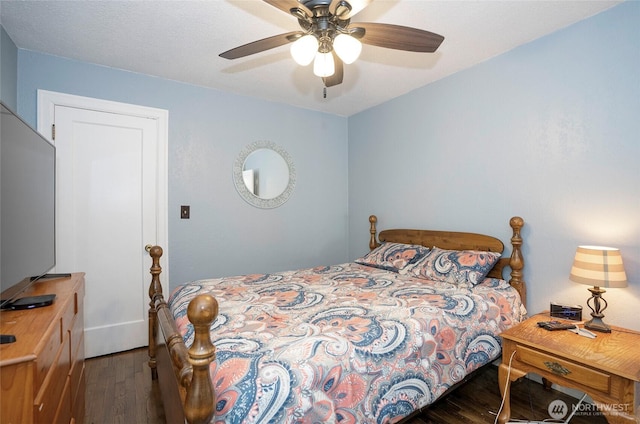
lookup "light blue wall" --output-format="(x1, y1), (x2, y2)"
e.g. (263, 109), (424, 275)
(16, 52), (349, 288)
(348, 2), (640, 330)
(8, 2), (639, 330)
(1, 25), (18, 108)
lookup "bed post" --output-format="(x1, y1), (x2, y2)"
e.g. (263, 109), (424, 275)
(369, 215), (379, 250)
(147, 245), (163, 380)
(185, 295), (218, 424)
(508, 217), (526, 307)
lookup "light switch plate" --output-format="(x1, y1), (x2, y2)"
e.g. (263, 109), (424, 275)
(180, 205), (190, 219)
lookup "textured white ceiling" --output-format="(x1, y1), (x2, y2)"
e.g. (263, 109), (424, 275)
(0, 0), (621, 116)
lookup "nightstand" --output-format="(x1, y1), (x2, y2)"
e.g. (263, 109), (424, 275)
(498, 313), (640, 424)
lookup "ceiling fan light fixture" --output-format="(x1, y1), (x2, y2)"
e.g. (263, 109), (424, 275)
(221, 0), (445, 88)
(313, 51), (335, 77)
(290, 34), (319, 66)
(333, 33), (362, 64)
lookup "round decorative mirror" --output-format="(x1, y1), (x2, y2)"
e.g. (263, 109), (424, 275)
(233, 141), (296, 208)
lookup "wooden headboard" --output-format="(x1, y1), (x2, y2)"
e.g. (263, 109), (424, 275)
(367, 215), (526, 306)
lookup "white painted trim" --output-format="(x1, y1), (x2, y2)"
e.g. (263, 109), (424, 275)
(36, 89), (169, 297)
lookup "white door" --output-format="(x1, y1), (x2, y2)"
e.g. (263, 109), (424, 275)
(38, 91), (168, 358)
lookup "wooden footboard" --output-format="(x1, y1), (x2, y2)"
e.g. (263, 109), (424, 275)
(147, 216), (526, 423)
(147, 245), (217, 424)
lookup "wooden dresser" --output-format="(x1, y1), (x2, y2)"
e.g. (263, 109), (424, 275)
(0, 273), (85, 424)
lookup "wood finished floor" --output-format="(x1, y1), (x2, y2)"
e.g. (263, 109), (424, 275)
(85, 347), (607, 423)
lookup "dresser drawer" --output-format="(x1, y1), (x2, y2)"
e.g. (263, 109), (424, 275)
(73, 369), (86, 424)
(61, 296), (77, 339)
(70, 334), (85, 401)
(52, 377), (72, 424)
(70, 307), (84, 361)
(63, 284), (84, 335)
(35, 319), (62, 392)
(517, 345), (611, 393)
(34, 331), (71, 423)
(71, 358), (86, 424)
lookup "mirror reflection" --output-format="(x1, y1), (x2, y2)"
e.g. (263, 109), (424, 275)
(233, 141), (296, 209)
(242, 148), (289, 200)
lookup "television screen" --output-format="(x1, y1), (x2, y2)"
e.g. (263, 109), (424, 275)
(0, 102), (56, 308)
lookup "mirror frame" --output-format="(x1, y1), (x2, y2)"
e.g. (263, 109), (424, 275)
(232, 141), (296, 209)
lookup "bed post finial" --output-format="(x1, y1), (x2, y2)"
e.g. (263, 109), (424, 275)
(369, 215), (379, 250)
(185, 294), (218, 424)
(148, 245), (163, 300)
(508, 217), (526, 307)
(148, 245), (163, 380)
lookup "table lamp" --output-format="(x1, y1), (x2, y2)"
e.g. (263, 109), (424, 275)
(569, 246), (627, 333)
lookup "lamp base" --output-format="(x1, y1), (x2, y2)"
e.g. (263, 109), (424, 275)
(584, 285), (612, 333)
(584, 316), (611, 333)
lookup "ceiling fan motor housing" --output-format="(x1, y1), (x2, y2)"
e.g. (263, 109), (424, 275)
(302, 0), (335, 9)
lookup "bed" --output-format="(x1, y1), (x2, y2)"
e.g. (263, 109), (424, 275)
(147, 215), (526, 424)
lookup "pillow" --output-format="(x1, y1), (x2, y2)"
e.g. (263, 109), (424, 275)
(355, 242), (430, 272)
(403, 246), (501, 286)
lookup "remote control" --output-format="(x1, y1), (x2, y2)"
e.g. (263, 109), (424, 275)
(537, 321), (576, 331)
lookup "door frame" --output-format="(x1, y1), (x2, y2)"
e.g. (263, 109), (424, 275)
(37, 89), (169, 302)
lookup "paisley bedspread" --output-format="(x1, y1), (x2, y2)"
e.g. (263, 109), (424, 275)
(168, 262), (526, 424)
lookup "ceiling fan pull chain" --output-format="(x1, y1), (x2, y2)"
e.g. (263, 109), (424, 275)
(323, 86), (327, 98)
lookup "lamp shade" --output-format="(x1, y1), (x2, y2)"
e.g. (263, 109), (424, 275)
(333, 33), (362, 64)
(569, 246), (628, 288)
(290, 35), (318, 66)
(313, 51), (335, 77)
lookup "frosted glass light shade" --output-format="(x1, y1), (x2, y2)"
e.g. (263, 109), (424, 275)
(290, 35), (318, 66)
(569, 246), (628, 288)
(333, 33), (362, 64)
(313, 51), (335, 77)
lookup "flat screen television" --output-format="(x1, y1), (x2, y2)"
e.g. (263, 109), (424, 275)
(1, 101), (57, 311)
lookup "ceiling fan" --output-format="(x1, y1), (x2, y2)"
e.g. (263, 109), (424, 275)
(219, 0), (445, 88)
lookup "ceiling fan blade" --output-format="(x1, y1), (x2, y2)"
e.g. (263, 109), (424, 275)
(356, 22), (444, 52)
(263, 0), (312, 18)
(220, 31), (302, 59)
(330, 0), (372, 20)
(322, 53), (344, 87)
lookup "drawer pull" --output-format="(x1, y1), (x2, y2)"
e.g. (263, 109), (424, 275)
(544, 361), (571, 376)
